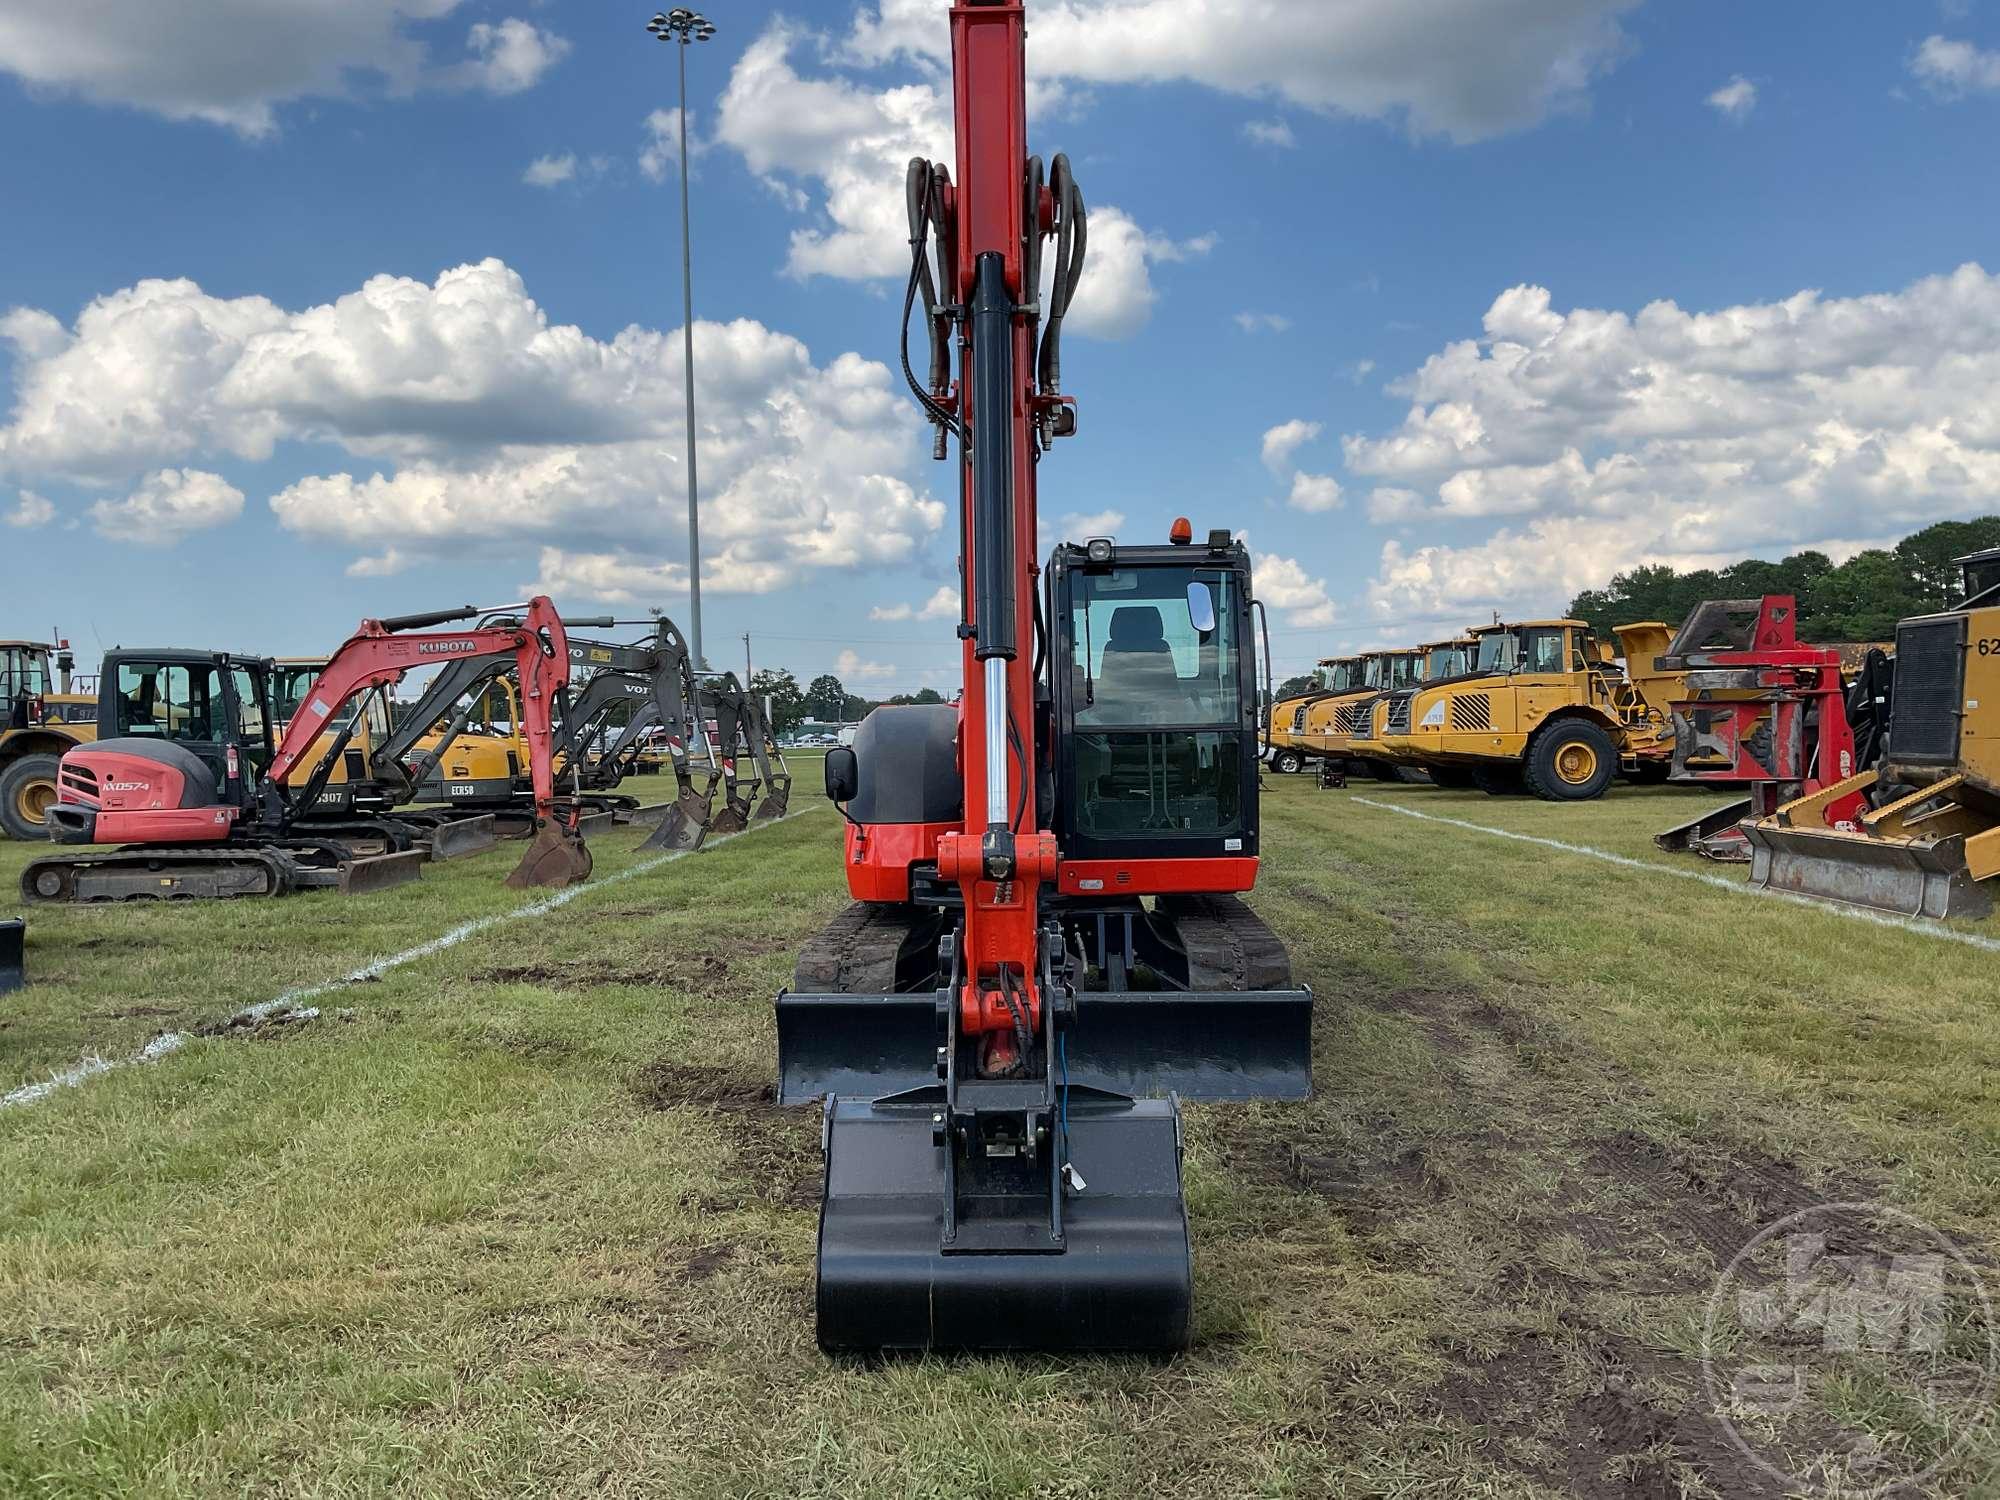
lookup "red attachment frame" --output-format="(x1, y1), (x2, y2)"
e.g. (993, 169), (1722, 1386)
(274, 597), (575, 827)
(1666, 596), (1865, 826)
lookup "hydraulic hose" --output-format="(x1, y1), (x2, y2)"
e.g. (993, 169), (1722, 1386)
(901, 158), (961, 448)
(1036, 154), (1087, 405)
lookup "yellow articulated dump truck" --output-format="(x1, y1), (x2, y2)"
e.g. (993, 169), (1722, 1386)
(2, 638), (98, 840)
(1742, 548), (2000, 920)
(1384, 618), (1679, 799)
(1363, 637), (1479, 784)
(1265, 657), (1361, 775)
(1304, 647), (1422, 781)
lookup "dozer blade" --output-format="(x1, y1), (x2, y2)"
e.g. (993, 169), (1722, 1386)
(422, 814), (499, 862)
(504, 822), (593, 890)
(1655, 798), (1753, 861)
(776, 988), (1314, 1107)
(1741, 820), (1992, 921)
(337, 847), (428, 897)
(814, 1092), (1192, 1352)
(0, 918), (23, 995)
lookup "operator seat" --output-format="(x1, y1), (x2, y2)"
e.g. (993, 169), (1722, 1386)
(1095, 607), (1182, 721)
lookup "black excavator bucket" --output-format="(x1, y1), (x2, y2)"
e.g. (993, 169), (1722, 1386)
(1, 918), (24, 994)
(778, 978), (1312, 1353)
(639, 771), (718, 853)
(505, 821), (593, 889)
(752, 772), (792, 822)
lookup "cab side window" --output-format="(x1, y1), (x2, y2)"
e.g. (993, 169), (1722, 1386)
(1521, 629), (1566, 673)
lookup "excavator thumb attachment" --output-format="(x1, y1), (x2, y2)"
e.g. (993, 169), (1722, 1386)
(505, 821), (593, 889)
(752, 772), (792, 822)
(0, 918), (23, 994)
(422, 814), (499, 862)
(1655, 798), (1753, 861)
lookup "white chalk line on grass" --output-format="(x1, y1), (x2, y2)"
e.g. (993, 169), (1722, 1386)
(2, 803), (828, 1111)
(1350, 796), (2000, 956)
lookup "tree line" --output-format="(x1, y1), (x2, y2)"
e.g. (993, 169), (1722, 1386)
(1567, 516), (2000, 642)
(745, 669), (944, 734)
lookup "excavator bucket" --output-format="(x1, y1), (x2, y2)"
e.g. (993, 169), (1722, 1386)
(422, 814), (499, 862)
(505, 821), (593, 889)
(1, 918), (23, 994)
(640, 776), (715, 852)
(779, 979), (1312, 1353)
(752, 772), (792, 822)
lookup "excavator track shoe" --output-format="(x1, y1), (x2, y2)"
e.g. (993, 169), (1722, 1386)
(505, 822), (593, 889)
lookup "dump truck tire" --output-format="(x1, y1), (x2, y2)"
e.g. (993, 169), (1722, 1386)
(1427, 766), (1477, 790)
(0, 754), (62, 841)
(1524, 720), (1618, 802)
(1473, 766), (1523, 796)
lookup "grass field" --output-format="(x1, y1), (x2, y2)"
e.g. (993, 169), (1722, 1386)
(2, 780), (1996, 1498)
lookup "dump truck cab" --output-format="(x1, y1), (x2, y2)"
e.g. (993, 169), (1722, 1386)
(1373, 637), (1478, 770)
(1303, 647), (1419, 778)
(1397, 619), (1677, 799)
(1265, 656), (1355, 774)
(0, 638), (99, 840)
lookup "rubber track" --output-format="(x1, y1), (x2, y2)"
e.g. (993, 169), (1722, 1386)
(1156, 893), (1293, 991)
(792, 901), (919, 993)
(22, 845), (295, 902)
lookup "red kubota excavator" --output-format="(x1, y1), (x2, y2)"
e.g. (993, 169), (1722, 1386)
(23, 598), (593, 901)
(775, 0), (1313, 1354)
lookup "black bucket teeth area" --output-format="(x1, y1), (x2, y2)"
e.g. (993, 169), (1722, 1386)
(815, 1096), (1192, 1353)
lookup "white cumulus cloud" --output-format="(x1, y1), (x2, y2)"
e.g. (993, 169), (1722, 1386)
(1241, 118), (1296, 148)
(0, 259), (949, 593)
(1261, 419), (1322, 475)
(1287, 472), (1344, 513)
(1234, 312), (1291, 334)
(522, 152), (577, 188)
(1706, 75), (1757, 120)
(5, 491), (54, 528)
(1345, 263), (2000, 621)
(1244, 545), (1337, 629)
(1911, 35), (2000, 98)
(871, 585), (960, 622)
(836, 648), (897, 682)
(0, 2), (565, 138)
(89, 469), (244, 546)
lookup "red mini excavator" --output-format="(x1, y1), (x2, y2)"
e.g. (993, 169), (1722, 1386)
(23, 598), (592, 901)
(775, 0), (1312, 1353)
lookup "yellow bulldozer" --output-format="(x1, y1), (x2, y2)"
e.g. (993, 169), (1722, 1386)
(1, 638), (98, 840)
(1383, 618), (1679, 799)
(1741, 547), (2000, 920)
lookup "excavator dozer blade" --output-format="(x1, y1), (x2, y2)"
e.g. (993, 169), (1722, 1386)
(505, 823), (593, 890)
(777, 988), (1314, 1107)
(423, 814), (499, 862)
(337, 848), (428, 897)
(1655, 798), (1753, 860)
(814, 1093), (1192, 1353)
(0, 918), (24, 995)
(1741, 820), (1992, 922)
(620, 802), (677, 830)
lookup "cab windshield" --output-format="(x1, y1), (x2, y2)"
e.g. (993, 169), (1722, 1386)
(1329, 663), (1362, 694)
(1475, 632), (1519, 673)
(1425, 646), (1468, 678)
(2, 646), (50, 727)
(1072, 567), (1239, 728)
(1386, 655), (1419, 690)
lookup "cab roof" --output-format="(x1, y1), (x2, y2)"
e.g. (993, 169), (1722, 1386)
(1470, 619), (1585, 633)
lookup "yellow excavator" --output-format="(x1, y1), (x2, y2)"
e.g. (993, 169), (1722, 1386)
(1389, 618), (1679, 798)
(1742, 548), (2000, 919)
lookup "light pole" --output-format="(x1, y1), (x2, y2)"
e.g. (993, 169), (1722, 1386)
(646, 8), (716, 669)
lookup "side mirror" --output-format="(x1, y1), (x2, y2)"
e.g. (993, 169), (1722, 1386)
(824, 746), (858, 804)
(1186, 580), (1217, 635)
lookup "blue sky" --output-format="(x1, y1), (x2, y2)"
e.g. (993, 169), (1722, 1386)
(3, 1), (1998, 693)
